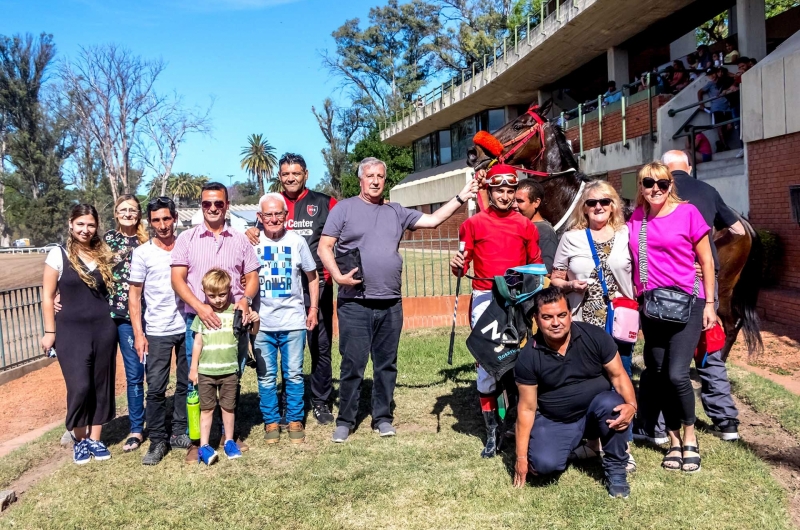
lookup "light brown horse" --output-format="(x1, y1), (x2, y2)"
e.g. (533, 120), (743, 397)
(467, 102), (763, 358)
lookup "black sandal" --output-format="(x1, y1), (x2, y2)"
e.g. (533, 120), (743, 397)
(661, 446), (683, 471)
(682, 444), (701, 473)
(123, 436), (143, 453)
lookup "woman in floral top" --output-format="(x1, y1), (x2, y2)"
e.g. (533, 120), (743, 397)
(550, 180), (637, 469)
(105, 194), (149, 452)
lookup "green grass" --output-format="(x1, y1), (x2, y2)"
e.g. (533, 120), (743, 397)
(0, 427), (64, 490)
(400, 248), (472, 298)
(728, 364), (800, 438)
(0, 328), (793, 529)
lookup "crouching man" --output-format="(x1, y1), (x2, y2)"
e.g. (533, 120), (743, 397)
(513, 287), (637, 498)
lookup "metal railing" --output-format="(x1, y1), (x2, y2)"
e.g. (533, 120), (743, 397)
(399, 226), (472, 298)
(559, 74), (661, 160)
(0, 286), (47, 371)
(0, 246), (51, 254)
(381, 0), (579, 132)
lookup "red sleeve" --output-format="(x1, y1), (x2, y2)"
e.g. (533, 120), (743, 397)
(525, 221), (543, 264)
(458, 219), (475, 274)
(328, 196), (337, 210)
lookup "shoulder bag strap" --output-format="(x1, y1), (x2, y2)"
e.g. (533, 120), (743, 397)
(638, 215), (649, 291)
(586, 228), (613, 334)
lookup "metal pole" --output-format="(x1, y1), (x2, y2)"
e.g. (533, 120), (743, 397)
(483, 54), (487, 73)
(560, 111), (565, 129)
(541, 1), (545, 34)
(515, 26), (518, 54)
(598, 95), (605, 155)
(622, 92), (628, 148)
(648, 73), (655, 142)
(503, 38), (507, 65)
(557, 0), (560, 21)
(0, 293), (5, 369)
(578, 103), (584, 160)
(527, 15), (531, 44)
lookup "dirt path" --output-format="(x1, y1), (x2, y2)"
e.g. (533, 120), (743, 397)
(735, 394), (800, 527)
(0, 254), (46, 290)
(0, 354), (127, 445)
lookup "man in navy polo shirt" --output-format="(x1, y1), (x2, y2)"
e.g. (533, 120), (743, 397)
(513, 287), (637, 498)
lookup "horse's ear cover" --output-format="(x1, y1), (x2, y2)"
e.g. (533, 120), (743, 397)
(473, 131), (504, 157)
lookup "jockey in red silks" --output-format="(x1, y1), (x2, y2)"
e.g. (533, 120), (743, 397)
(450, 163), (542, 458)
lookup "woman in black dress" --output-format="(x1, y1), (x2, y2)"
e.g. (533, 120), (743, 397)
(41, 204), (118, 464)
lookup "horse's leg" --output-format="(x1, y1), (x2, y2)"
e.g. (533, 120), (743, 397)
(715, 228), (751, 360)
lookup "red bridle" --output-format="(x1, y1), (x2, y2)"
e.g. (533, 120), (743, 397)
(495, 108), (550, 177)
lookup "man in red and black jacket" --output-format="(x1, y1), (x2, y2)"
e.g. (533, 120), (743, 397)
(247, 153), (337, 425)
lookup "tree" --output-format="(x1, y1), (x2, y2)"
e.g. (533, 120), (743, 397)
(239, 133), (278, 194)
(0, 33), (73, 245)
(140, 93), (213, 196)
(324, 0), (443, 117)
(59, 44), (165, 202)
(147, 171), (207, 207)
(312, 98), (363, 195)
(340, 127), (412, 199)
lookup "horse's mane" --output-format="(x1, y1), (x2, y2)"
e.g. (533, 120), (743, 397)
(549, 123), (590, 182)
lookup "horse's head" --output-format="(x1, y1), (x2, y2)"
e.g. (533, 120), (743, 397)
(466, 100), (552, 170)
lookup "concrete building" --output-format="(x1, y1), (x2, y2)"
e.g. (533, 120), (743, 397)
(382, 0), (794, 221)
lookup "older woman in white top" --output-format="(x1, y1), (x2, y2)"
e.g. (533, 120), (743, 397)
(550, 180), (636, 466)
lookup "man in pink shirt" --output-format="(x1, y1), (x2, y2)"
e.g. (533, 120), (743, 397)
(171, 182), (260, 454)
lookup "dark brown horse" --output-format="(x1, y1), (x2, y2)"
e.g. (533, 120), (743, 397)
(467, 102), (763, 358)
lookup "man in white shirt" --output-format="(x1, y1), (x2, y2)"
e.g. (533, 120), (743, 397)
(129, 197), (191, 465)
(252, 193), (319, 445)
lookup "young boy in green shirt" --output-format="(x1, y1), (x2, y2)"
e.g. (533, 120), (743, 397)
(189, 269), (259, 465)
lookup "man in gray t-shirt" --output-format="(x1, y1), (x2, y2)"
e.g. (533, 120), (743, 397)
(319, 157), (478, 442)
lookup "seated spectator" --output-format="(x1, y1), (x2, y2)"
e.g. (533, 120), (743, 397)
(512, 287), (637, 498)
(686, 53), (700, 74)
(734, 57), (751, 85)
(712, 52), (722, 68)
(603, 81), (622, 105)
(696, 44), (712, 70)
(698, 68), (733, 151)
(669, 61), (690, 93)
(686, 132), (713, 164)
(724, 40), (740, 64)
(748, 57), (757, 68)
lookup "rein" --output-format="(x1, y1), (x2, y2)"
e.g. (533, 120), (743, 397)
(488, 107), (561, 178)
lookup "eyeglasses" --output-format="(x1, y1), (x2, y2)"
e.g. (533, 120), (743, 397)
(641, 178), (672, 191)
(584, 198), (613, 208)
(258, 212), (287, 219)
(487, 174), (519, 187)
(201, 200), (226, 210)
(148, 196), (174, 208)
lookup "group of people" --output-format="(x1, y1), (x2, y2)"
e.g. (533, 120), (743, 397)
(449, 148), (744, 498)
(40, 153), (479, 466)
(39, 144), (744, 496)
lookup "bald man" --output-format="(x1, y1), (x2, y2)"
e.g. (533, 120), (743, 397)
(637, 150), (743, 442)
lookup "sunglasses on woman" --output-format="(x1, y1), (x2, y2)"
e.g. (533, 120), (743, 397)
(641, 177), (671, 191)
(584, 198), (612, 208)
(487, 174), (519, 187)
(201, 200), (226, 210)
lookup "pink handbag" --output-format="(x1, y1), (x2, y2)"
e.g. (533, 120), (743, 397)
(611, 297), (640, 343)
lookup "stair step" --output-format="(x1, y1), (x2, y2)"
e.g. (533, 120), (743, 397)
(697, 166), (745, 180)
(696, 157), (744, 172)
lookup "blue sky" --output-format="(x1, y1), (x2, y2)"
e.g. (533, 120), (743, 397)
(0, 0), (380, 190)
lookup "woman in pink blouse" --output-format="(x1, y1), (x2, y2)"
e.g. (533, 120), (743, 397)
(628, 162), (716, 474)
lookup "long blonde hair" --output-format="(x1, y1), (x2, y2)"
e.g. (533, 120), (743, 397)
(114, 194), (149, 245)
(567, 179), (626, 231)
(67, 204), (114, 290)
(636, 162), (685, 214)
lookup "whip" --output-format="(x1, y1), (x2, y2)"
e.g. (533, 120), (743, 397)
(447, 241), (466, 365)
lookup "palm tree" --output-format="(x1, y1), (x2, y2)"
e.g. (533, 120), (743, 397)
(240, 134), (278, 195)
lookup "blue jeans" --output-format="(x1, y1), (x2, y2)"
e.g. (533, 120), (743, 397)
(253, 329), (306, 425)
(116, 320), (145, 434)
(615, 340), (634, 443)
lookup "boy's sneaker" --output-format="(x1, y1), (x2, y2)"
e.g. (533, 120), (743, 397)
(332, 425), (352, 443)
(709, 419), (740, 441)
(288, 421), (305, 444)
(170, 434), (192, 450)
(374, 422), (396, 437)
(313, 403), (334, 425)
(198, 444), (218, 466)
(224, 439), (242, 459)
(86, 439), (112, 461)
(73, 439), (91, 465)
(632, 426), (669, 445)
(606, 473), (631, 499)
(142, 441), (170, 466)
(264, 423), (280, 444)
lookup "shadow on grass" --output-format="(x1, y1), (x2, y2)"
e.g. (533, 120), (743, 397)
(395, 361), (476, 389)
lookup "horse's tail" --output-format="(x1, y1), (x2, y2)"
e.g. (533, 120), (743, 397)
(732, 220), (764, 357)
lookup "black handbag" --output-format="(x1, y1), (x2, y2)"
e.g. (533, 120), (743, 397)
(335, 247), (365, 291)
(638, 215), (698, 324)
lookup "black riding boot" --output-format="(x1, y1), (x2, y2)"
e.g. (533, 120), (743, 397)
(481, 410), (501, 458)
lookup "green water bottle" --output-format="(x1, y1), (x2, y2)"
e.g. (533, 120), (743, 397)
(187, 390), (201, 441)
